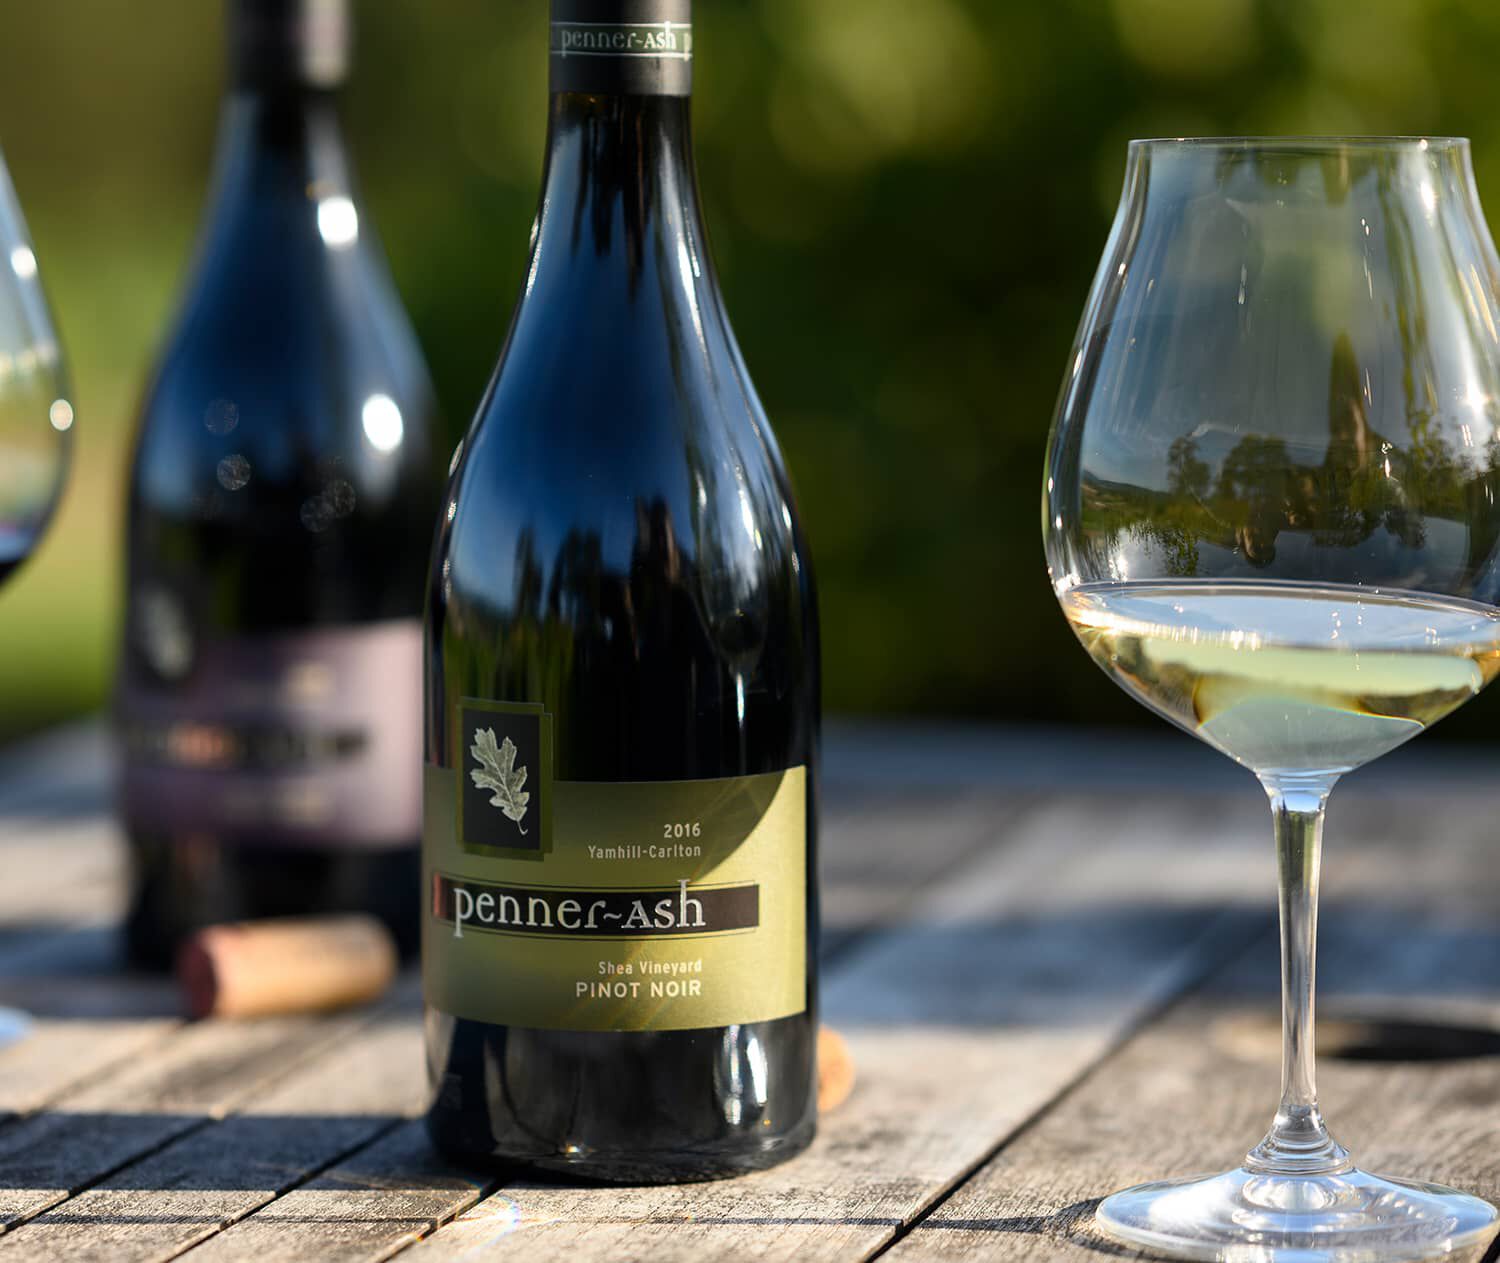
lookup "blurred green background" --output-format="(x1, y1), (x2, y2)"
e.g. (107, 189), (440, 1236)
(4, 0), (1500, 738)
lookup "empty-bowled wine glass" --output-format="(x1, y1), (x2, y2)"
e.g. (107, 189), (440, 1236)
(0, 156), (68, 580)
(0, 150), (73, 1048)
(1044, 137), (1500, 1260)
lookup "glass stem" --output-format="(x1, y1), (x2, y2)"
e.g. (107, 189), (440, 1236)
(1244, 777), (1352, 1177)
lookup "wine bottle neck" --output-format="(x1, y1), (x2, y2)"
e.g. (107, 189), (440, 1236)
(515, 2), (710, 329)
(534, 93), (705, 283)
(549, 0), (692, 98)
(230, 0), (350, 94)
(215, 91), (350, 190)
(195, 92), (358, 272)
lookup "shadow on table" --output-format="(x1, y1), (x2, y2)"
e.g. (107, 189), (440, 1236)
(0, 923), (179, 1018)
(826, 900), (1262, 1028)
(916, 1197), (1125, 1256)
(0, 897), (1497, 1033)
(827, 897), (1500, 1031)
(0, 1112), (449, 1199)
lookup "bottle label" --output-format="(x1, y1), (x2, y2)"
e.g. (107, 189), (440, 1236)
(423, 699), (806, 1031)
(550, 1), (692, 97)
(118, 618), (422, 850)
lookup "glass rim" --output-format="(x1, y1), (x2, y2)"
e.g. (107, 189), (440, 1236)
(1128, 135), (1469, 154)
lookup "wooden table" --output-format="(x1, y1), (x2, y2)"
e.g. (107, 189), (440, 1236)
(0, 720), (1497, 1261)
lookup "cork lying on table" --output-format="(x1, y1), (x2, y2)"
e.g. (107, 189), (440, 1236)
(177, 914), (399, 1020)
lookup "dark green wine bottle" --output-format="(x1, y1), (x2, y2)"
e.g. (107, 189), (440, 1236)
(422, 0), (820, 1181)
(118, 0), (440, 967)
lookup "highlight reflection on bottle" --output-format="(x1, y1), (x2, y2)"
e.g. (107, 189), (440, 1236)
(422, 0), (821, 1182)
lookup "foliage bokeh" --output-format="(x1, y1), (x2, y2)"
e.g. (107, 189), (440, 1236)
(4, 0), (1500, 736)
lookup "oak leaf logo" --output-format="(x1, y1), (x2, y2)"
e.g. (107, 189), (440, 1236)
(469, 727), (529, 835)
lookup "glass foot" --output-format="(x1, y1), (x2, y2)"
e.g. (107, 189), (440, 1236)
(1095, 1165), (1498, 1261)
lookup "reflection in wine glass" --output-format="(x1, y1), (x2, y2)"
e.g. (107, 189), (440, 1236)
(0, 151), (72, 1050)
(1044, 138), (1500, 1260)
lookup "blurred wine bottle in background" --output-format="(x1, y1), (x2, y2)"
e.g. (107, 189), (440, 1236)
(117, 0), (440, 968)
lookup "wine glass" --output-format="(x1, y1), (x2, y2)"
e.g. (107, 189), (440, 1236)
(0, 151), (73, 1047)
(0, 155), (68, 582)
(1044, 137), (1500, 1260)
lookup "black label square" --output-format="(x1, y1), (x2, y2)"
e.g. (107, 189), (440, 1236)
(457, 700), (552, 857)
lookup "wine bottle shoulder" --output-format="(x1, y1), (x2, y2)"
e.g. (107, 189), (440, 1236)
(134, 219), (437, 484)
(433, 330), (815, 742)
(446, 302), (803, 576)
(126, 139), (443, 630)
(136, 95), (435, 469)
(453, 219), (796, 510)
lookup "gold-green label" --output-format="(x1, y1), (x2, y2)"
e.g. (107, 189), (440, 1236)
(422, 705), (807, 1032)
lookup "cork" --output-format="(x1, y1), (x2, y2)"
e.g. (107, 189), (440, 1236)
(177, 914), (397, 1019)
(818, 1025), (855, 1113)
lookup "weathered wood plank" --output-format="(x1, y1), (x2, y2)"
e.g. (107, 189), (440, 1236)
(882, 979), (1500, 1260)
(883, 785), (1500, 1262)
(25, 785), (1018, 1262)
(381, 793), (1269, 1262)
(0, 742), (149, 1100)
(0, 925), (177, 1021)
(0, 992), (406, 1235)
(0, 925), (182, 1124)
(0, 1017), (177, 1123)
(821, 787), (1029, 960)
(181, 1120), (495, 1263)
(824, 716), (1500, 798)
(0, 760), (1016, 1259)
(0, 727), (119, 929)
(0, 999), (426, 1262)
(0, 724), (112, 821)
(0, 820), (122, 926)
(12, 725), (1494, 1263)
(4, 782), (1001, 1261)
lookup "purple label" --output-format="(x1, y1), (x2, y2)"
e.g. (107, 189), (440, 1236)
(119, 619), (421, 850)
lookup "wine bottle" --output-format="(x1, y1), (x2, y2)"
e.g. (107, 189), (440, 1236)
(117, 0), (440, 968)
(423, 0), (820, 1182)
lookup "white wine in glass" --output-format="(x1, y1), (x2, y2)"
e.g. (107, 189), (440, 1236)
(1044, 137), (1500, 1261)
(1064, 581), (1500, 776)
